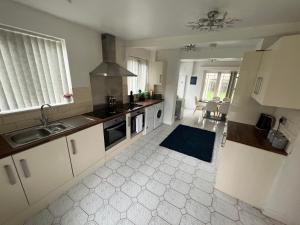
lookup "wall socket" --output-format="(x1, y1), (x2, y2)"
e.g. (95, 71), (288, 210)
(279, 116), (287, 125)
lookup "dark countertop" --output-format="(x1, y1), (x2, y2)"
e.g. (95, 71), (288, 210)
(0, 115), (102, 160)
(85, 99), (163, 122)
(227, 121), (287, 156)
(0, 99), (163, 159)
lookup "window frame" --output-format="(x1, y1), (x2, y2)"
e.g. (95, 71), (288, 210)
(201, 70), (237, 101)
(0, 24), (73, 115)
(126, 56), (149, 95)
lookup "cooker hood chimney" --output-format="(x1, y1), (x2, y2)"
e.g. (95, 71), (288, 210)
(90, 33), (137, 77)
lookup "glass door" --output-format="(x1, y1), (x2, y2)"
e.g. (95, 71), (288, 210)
(202, 72), (218, 101)
(202, 72), (231, 101)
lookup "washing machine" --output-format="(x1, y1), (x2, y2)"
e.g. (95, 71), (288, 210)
(153, 102), (164, 129)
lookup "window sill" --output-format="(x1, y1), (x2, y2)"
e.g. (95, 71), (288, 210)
(0, 101), (74, 116)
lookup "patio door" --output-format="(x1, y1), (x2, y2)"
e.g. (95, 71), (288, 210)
(201, 72), (232, 101)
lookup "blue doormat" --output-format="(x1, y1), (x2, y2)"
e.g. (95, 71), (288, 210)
(160, 124), (216, 163)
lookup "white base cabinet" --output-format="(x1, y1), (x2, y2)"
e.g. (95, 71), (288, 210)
(215, 140), (284, 209)
(67, 124), (105, 176)
(0, 156), (28, 224)
(13, 138), (73, 205)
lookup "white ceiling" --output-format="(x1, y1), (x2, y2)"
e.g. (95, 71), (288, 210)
(12, 0), (300, 40)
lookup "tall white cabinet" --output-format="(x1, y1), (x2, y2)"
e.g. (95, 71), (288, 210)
(0, 156), (28, 224)
(13, 138), (73, 205)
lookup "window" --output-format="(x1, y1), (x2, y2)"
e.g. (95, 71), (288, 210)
(202, 72), (218, 101)
(127, 57), (148, 94)
(0, 26), (73, 114)
(202, 71), (237, 101)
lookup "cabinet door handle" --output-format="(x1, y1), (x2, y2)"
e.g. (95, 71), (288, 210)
(4, 165), (17, 185)
(20, 159), (31, 178)
(221, 132), (227, 147)
(70, 139), (77, 155)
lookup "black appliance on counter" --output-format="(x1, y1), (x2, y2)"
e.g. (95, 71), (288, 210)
(256, 113), (275, 133)
(103, 115), (126, 150)
(107, 96), (117, 113)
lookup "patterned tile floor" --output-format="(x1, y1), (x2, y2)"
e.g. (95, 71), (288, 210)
(24, 115), (285, 225)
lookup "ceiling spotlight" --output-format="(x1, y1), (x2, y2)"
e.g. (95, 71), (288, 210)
(186, 10), (240, 31)
(183, 44), (196, 52)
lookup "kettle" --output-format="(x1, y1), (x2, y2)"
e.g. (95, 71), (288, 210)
(256, 113), (275, 133)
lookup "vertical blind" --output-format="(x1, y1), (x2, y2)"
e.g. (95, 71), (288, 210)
(127, 57), (148, 94)
(0, 27), (73, 114)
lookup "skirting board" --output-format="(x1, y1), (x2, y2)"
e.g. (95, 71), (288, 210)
(263, 208), (290, 225)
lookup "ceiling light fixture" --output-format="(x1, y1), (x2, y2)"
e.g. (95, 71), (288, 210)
(186, 10), (240, 31)
(182, 44), (196, 52)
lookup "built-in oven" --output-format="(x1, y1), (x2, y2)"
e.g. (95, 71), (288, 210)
(103, 115), (126, 150)
(130, 109), (145, 137)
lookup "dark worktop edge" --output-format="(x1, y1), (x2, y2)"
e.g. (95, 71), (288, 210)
(0, 115), (103, 159)
(226, 121), (288, 156)
(0, 99), (163, 159)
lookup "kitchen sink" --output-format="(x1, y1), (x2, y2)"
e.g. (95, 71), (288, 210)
(3, 116), (96, 148)
(46, 123), (69, 133)
(10, 128), (51, 145)
(3, 122), (73, 148)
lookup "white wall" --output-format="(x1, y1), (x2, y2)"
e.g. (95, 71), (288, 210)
(177, 62), (193, 99)
(180, 46), (254, 60)
(157, 49), (180, 125)
(125, 48), (151, 61)
(228, 52), (275, 125)
(180, 62), (205, 110)
(0, 0), (101, 88)
(264, 108), (300, 225)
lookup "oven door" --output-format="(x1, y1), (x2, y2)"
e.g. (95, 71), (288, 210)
(104, 121), (126, 150)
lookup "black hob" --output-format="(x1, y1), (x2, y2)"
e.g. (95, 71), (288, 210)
(87, 103), (143, 119)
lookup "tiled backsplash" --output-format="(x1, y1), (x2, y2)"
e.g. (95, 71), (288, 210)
(274, 107), (300, 153)
(0, 87), (93, 134)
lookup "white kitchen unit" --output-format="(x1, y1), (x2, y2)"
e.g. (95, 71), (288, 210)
(153, 102), (164, 129)
(144, 105), (155, 134)
(151, 61), (164, 85)
(13, 138), (73, 205)
(0, 156), (28, 224)
(67, 124), (105, 176)
(251, 34), (300, 109)
(215, 140), (285, 209)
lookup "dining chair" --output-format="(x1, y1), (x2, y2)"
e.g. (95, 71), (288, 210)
(213, 96), (220, 102)
(203, 101), (218, 118)
(218, 102), (230, 121)
(223, 97), (231, 102)
(193, 96), (203, 114)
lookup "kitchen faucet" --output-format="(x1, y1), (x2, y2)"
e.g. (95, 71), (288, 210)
(40, 104), (52, 127)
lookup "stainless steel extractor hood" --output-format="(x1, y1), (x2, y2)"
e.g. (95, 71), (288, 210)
(90, 33), (137, 77)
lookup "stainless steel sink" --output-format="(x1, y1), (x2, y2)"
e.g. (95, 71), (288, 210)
(3, 122), (73, 148)
(3, 116), (96, 149)
(10, 128), (51, 145)
(46, 123), (69, 133)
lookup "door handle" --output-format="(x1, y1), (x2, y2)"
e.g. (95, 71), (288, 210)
(221, 132), (227, 147)
(70, 139), (77, 155)
(20, 159), (31, 178)
(4, 165), (17, 185)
